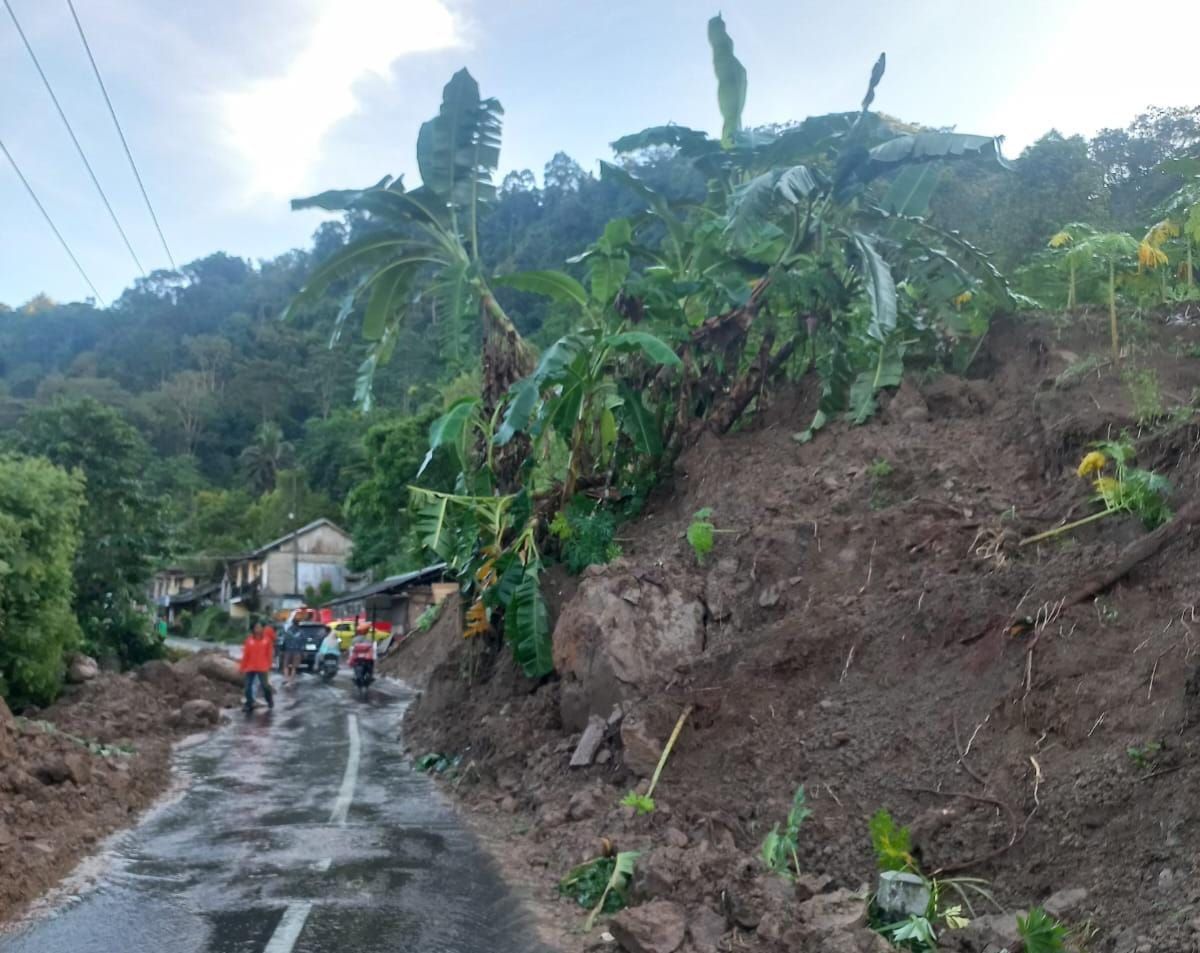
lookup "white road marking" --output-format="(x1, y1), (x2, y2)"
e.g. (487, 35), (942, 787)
(329, 713), (361, 826)
(262, 714), (359, 950)
(263, 901), (312, 953)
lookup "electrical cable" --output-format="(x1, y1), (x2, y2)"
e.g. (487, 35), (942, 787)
(65, 0), (176, 270)
(4, 0), (146, 275)
(1, 136), (106, 305)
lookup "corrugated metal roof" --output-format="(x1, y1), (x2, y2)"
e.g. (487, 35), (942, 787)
(323, 563), (448, 606)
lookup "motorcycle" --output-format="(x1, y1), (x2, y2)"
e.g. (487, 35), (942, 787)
(348, 642), (374, 699)
(317, 653), (339, 682)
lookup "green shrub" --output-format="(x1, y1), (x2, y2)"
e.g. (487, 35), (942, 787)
(550, 498), (622, 574)
(0, 454), (85, 707)
(188, 606), (245, 643)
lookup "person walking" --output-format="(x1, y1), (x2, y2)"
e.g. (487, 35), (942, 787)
(240, 621), (275, 712)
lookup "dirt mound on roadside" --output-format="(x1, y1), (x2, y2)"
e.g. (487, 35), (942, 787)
(404, 311), (1200, 953)
(0, 654), (240, 925)
(377, 594), (464, 690)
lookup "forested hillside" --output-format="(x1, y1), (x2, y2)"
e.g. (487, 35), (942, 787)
(1, 11), (1197, 707)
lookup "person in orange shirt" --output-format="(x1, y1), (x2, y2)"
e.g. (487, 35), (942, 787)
(240, 621), (275, 712)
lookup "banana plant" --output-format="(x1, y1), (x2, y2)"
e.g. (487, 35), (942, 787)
(1157, 168), (1200, 293)
(605, 15), (1015, 442)
(283, 69), (532, 411)
(492, 265), (682, 504)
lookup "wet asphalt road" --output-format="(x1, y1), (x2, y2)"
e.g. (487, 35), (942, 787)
(0, 671), (547, 953)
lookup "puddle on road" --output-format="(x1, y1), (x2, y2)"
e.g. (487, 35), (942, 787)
(204, 908), (281, 953)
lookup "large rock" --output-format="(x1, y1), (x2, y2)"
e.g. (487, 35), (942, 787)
(620, 713), (663, 777)
(686, 906), (728, 953)
(610, 900), (688, 953)
(874, 870), (930, 921)
(179, 699), (220, 728)
(553, 563), (705, 730)
(66, 654), (100, 684)
(62, 752), (92, 786)
(196, 654), (242, 686)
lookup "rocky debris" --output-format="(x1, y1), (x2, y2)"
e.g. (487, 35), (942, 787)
(631, 848), (683, 901)
(135, 659), (177, 686)
(62, 752), (92, 786)
(178, 698), (220, 728)
(552, 562), (705, 730)
(66, 654), (100, 684)
(34, 757), (72, 786)
(195, 653), (242, 686)
(957, 912), (1021, 952)
(797, 888), (868, 933)
(686, 905), (727, 953)
(874, 870), (931, 920)
(883, 378), (930, 423)
(610, 900), (687, 953)
(566, 786), (605, 821)
(0, 697), (15, 762)
(569, 714), (608, 767)
(1043, 886), (1089, 919)
(620, 713), (662, 777)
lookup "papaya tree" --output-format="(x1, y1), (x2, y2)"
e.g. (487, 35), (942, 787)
(1157, 164), (1200, 294)
(1047, 222), (1098, 308)
(1073, 232), (1139, 359)
(284, 69), (532, 412)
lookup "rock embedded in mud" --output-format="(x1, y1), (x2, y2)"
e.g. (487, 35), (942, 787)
(620, 715), (662, 778)
(66, 654), (100, 684)
(552, 562), (705, 731)
(686, 906), (727, 953)
(610, 899), (687, 953)
(1043, 886), (1089, 919)
(569, 714), (608, 767)
(179, 699), (220, 728)
(62, 752), (92, 786)
(34, 757), (72, 786)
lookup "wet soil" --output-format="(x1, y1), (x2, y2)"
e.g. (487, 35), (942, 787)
(404, 310), (1200, 952)
(0, 655), (239, 924)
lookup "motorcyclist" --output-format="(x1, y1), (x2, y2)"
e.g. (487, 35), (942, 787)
(318, 628), (341, 666)
(348, 623), (376, 682)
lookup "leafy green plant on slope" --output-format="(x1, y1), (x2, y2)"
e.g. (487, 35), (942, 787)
(761, 785), (813, 880)
(1017, 907), (1070, 953)
(559, 852), (640, 930)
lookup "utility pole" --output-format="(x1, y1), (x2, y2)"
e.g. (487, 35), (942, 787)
(289, 509), (298, 598)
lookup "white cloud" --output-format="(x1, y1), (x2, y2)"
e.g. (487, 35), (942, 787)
(221, 0), (462, 201)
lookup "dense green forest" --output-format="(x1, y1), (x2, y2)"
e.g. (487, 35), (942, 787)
(1, 13), (1197, 705)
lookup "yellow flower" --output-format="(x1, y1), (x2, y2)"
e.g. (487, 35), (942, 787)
(953, 290), (973, 309)
(1048, 231), (1073, 248)
(1077, 451), (1107, 477)
(1137, 240), (1168, 272)
(1094, 476), (1120, 505)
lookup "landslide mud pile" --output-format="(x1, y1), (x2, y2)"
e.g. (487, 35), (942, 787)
(0, 652), (239, 923)
(406, 312), (1200, 953)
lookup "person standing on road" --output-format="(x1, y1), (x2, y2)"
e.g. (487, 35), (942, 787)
(240, 621), (275, 712)
(281, 623), (303, 687)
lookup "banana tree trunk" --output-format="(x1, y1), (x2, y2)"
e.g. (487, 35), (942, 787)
(480, 292), (534, 411)
(1189, 241), (1195, 290)
(1067, 262), (1076, 309)
(1108, 259), (1119, 361)
(480, 291), (535, 491)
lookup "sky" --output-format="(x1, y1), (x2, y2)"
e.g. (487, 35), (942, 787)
(1, 0), (1198, 307)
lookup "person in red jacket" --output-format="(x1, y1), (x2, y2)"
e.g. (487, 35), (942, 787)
(240, 621), (275, 712)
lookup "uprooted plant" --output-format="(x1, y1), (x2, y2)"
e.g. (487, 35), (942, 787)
(1017, 906), (1070, 953)
(620, 705), (694, 814)
(760, 785), (813, 879)
(558, 850), (639, 931)
(1021, 438), (1171, 546)
(868, 809), (999, 952)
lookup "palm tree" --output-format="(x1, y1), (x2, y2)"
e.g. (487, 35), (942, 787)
(240, 422), (293, 494)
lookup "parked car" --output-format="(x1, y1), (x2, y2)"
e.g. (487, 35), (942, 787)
(275, 622), (330, 673)
(329, 619), (389, 651)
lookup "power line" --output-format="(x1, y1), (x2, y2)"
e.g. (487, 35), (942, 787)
(65, 0), (176, 271)
(1, 136), (106, 306)
(3, 0), (145, 276)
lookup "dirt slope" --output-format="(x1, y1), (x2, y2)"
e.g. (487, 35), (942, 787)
(405, 311), (1200, 953)
(0, 654), (239, 925)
